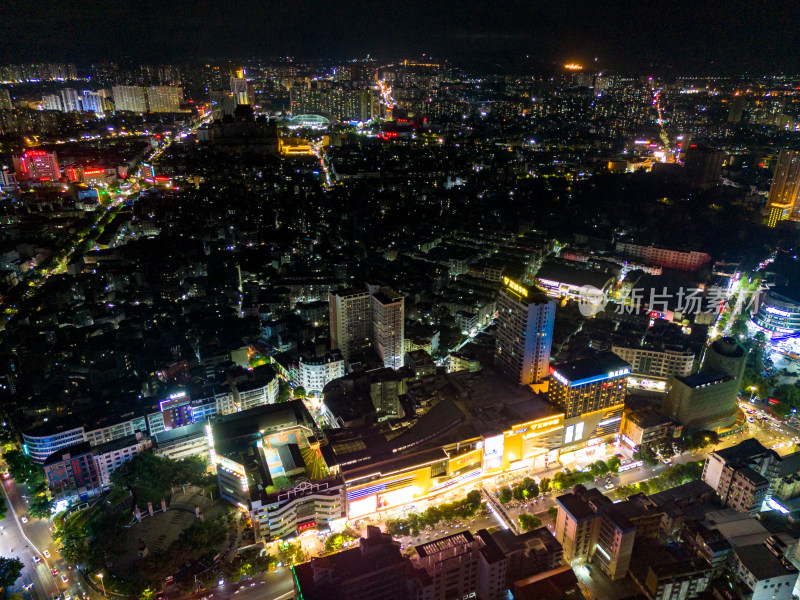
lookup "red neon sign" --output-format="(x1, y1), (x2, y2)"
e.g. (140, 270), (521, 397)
(25, 150), (47, 157)
(154, 176), (170, 181)
(83, 169), (105, 175)
(769, 398), (779, 405)
(298, 521), (316, 532)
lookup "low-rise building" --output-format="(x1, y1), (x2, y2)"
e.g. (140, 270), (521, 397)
(702, 439), (781, 515)
(620, 407), (682, 452)
(730, 542), (798, 600)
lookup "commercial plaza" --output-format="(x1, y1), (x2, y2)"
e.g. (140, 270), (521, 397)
(204, 353), (634, 543)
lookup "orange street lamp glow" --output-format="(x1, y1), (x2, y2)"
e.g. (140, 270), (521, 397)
(564, 63), (583, 70)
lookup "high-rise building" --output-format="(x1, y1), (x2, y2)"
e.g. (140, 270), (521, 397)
(494, 276), (555, 386)
(683, 145), (725, 190)
(59, 88), (82, 112)
(290, 85), (378, 122)
(702, 337), (747, 382)
(293, 526), (419, 600)
(112, 85), (147, 113)
(81, 91), (105, 116)
(0, 88), (12, 110)
(12, 149), (60, 182)
(548, 352), (630, 443)
(371, 286), (404, 370)
(42, 93), (62, 111)
(146, 86), (183, 112)
(414, 530), (508, 600)
(661, 371), (738, 432)
(230, 76), (255, 106)
(766, 149), (800, 227)
(330, 288), (372, 367)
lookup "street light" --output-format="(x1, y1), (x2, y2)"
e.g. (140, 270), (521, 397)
(96, 573), (105, 597)
(750, 386), (757, 402)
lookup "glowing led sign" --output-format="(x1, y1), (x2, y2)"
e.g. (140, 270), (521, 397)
(502, 276), (528, 297)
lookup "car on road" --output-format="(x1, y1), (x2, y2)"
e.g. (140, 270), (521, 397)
(43, 550), (51, 558)
(51, 568), (58, 576)
(32, 556), (40, 563)
(20, 516), (27, 523)
(61, 574), (68, 583)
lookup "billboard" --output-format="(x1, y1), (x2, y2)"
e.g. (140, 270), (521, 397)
(348, 494), (377, 519)
(483, 434), (504, 471)
(78, 188), (99, 201)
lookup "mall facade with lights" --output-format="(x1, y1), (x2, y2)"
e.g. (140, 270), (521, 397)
(208, 355), (634, 541)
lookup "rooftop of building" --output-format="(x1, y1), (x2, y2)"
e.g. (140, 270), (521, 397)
(554, 493), (596, 522)
(734, 542), (798, 580)
(474, 528), (507, 564)
(92, 432), (144, 455)
(709, 337), (745, 359)
(626, 407), (676, 429)
(713, 438), (774, 464)
(490, 527), (562, 557)
(674, 370), (732, 388)
(416, 530), (474, 558)
(734, 465), (769, 487)
(324, 367), (560, 476)
(550, 351), (631, 385)
(211, 400), (315, 457)
(292, 527), (407, 600)
(43, 441), (92, 465)
(512, 565), (581, 600)
(535, 259), (618, 290)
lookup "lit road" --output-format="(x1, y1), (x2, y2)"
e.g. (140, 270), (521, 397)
(176, 571), (293, 600)
(0, 478), (60, 600)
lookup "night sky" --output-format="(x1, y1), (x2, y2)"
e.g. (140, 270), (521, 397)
(2, 0), (798, 73)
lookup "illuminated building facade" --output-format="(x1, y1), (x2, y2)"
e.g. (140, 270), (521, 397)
(329, 287), (372, 368)
(12, 149), (60, 182)
(548, 352), (630, 457)
(290, 85), (378, 122)
(111, 85), (147, 113)
(614, 242), (711, 271)
(145, 86), (183, 112)
(371, 286), (405, 370)
(494, 277), (555, 386)
(230, 76), (255, 106)
(339, 412), (564, 521)
(753, 288), (800, 338)
(611, 344), (694, 380)
(208, 401), (343, 542)
(766, 149), (800, 227)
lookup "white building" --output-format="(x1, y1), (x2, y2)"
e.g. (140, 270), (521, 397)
(93, 433), (151, 486)
(297, 351), (345, 396)
(371, 286), (405, 370)
(611, 344), (695, 379)
(729, 542), (798, 600)
(112, 85), (148, 113)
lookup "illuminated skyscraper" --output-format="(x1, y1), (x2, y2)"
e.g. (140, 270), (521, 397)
(766, 149), (800, 227)
(330, 288), (372, 368)
(231, 76), (255, 106)
(494, 277), (555, 386)
(146, 86), (183, 112)
(112, 86), (147, 113)
(371, 286), (405, 370)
